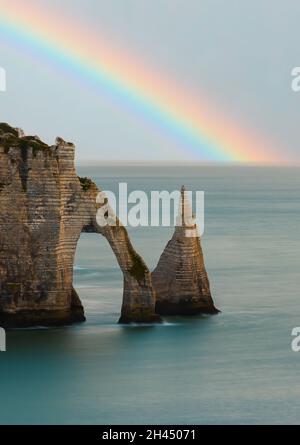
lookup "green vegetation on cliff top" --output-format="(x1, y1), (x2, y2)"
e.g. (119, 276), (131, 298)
(0, 122), (49, 153)
(0, 123), (19, 137)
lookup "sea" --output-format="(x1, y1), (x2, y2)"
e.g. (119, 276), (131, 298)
(0, 165), (299, 425)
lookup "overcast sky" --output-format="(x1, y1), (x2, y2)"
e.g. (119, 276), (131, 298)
(0, 0), (299, 162)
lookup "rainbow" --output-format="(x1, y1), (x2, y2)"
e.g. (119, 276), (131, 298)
(0, 0), (281, 162)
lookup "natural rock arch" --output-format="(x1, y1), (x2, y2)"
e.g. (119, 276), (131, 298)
(0, 127), (160, 327)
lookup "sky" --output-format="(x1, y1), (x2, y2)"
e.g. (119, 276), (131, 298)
(0, 0), (299, 163)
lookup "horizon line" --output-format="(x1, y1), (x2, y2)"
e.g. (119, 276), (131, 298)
(75, 160), (299, 167)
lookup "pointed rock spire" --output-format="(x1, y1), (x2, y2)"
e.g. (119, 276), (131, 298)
(176, 185), (195, 227)
(152, 186), (219, 316)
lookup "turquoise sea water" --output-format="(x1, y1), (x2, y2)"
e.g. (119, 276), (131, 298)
(0, 165), (300, 425)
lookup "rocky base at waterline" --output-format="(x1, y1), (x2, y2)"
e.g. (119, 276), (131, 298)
(156, 301), (219, 316)
(0, 288), (85, 328)
(119, 310), (162, 324)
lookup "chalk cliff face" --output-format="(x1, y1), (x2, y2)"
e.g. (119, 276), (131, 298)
(152, 186), (219, 315)
(0, 123), (160, 327)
